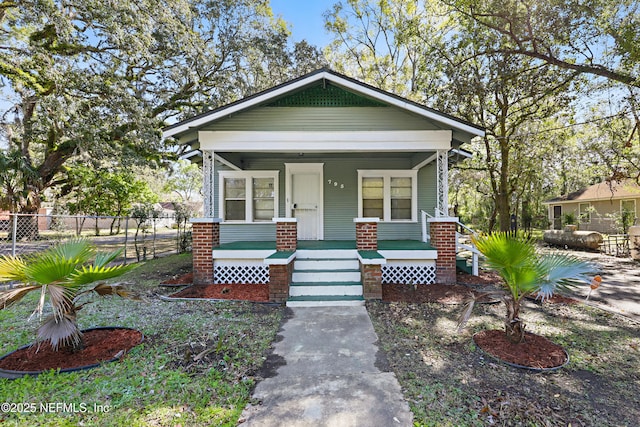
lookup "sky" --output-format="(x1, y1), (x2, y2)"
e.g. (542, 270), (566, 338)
(269, 0), (336, 48)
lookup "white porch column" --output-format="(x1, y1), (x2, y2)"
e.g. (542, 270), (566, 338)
(202, 150), (215, 217)
(436, 149), (449, 217)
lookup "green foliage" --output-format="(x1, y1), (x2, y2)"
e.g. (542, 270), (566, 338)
(0, 239), (137, 350)
(325, 0), (640, 231)
(473, 233), (594, 300)
(464, 233), (595, 341)
(0, 254), (284, 427)
(445, 0), (640, 88)
(0, 0), (326, 214)
(163, 160), (203, 203)
(562, 212), (577, 225)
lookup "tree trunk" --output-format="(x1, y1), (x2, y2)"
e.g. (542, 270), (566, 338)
(504, 296), (526, 343)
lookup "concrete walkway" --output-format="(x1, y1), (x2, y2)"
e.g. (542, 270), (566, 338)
(239, 306), (413, 427)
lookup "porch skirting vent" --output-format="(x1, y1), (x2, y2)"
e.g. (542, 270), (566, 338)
(382, 265), (437, 285)
(213, 265), (269, 285)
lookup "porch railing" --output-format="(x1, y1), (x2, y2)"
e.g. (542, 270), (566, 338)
(455, 222), (479, 276)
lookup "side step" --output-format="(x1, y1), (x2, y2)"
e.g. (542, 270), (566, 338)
(287, 295), (365, 307)
(456, 256), (472, 274)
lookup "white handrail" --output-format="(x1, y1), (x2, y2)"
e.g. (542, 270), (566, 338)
(421, 210), (430, 242)
(455, 222), (479, 276)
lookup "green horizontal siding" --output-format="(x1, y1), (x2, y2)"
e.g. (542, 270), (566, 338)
(203, 107), (440, 132)
(220, 223), (276, 244)
(212, 157), (438, 242)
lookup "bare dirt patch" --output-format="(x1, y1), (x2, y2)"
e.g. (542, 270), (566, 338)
(383, 283), (498, 304)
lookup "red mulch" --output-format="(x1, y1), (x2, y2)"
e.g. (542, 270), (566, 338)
(474, 329), (568, 369)
(169, 284), (270, 302)
(0, 328), (143, 372)
(161, 272), (194, 285)
(457, 270), (505, 286)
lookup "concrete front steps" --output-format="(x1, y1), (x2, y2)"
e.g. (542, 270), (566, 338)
(287, 249), (365, 307)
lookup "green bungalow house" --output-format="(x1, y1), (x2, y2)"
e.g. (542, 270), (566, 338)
(163, 69), (484, 306)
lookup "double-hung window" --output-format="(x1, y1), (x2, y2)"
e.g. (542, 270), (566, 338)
(358, 170), (417, 222)
(578, 203), (591, 224)
(219, 171), (278, 222)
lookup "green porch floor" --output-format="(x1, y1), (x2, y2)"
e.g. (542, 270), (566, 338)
(217, 240), (434, 250)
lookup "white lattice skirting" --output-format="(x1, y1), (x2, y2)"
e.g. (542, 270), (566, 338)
(213, 264), (269, 284)
(382, 264), (437, 284)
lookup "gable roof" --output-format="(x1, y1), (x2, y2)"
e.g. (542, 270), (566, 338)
(163, 68), (485, 140)
(545, 180), (640, 203)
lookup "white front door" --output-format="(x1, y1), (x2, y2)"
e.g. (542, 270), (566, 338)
(286, 163), (323, 240)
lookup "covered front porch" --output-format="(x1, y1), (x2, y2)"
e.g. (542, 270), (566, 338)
(191, 217), (458, 306)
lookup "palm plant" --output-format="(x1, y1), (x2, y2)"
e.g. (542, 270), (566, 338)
(0, 239), (138, 351)
(459, 233), (596, 343)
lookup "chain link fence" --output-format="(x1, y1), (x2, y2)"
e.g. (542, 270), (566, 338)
(0, 213), (192, 263)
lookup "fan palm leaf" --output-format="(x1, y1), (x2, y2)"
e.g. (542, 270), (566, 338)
(70, 264), (137, 287)
(469, 232), (596, 343)
(0, 285), (40, 309)
(536, 253), (596, 300)
(37, 313), (82, 351)
(0, 239), (138, 351)
(472, 233), (540, 300)
(93, 248), (123, 268)
(0, 255), (29, 282)
(45, 238), (95, 264)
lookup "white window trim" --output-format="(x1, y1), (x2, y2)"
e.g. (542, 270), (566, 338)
(621, 199), (637, 215)
(357, 169), (418, 222)
(579, 202), (591, 224)
(219, 171), (279, 223)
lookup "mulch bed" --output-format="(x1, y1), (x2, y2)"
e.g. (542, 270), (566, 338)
(160, 272), (194, 286)
(0, 328), (143, 372)
(474, 329), (568, 370)
(162, 273), (270, 302)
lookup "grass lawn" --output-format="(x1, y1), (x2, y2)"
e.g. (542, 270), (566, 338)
(367, 298), (640, 426)
(0, 254), (284, 426)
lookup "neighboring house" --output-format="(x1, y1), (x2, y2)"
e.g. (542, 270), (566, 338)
(544, 180), (640, 233)
(163, 68), (484, 305)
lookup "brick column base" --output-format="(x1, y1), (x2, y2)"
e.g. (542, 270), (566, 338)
(361, 263), (382, 299)
(191, 218), (220, 285)
(269, 262), (293, 303)
(354, 218), (379, 250)
(274, 219), (297, 252)
(428, 218), (458, 284)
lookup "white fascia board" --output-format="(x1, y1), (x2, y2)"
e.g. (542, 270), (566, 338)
(329, 76), (485, 137)
(163, 72), (334, 139)
(199, 130), (452, 152)
(164, 71), (484, 139)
